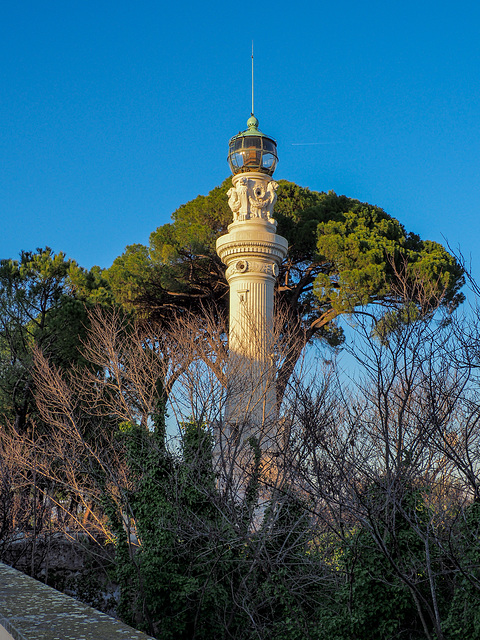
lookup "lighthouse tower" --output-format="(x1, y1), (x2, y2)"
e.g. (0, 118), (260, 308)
(216, 115), (288, 452)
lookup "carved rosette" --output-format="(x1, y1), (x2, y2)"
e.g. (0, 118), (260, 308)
(226, 260), (279, 279)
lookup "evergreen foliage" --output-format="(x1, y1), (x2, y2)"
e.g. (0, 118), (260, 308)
(0, 182), (478, 640)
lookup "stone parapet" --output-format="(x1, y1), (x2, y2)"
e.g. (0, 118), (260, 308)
(0, 563), (154, 640)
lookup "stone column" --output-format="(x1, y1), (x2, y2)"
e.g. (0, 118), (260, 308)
(216, 172), (288, 449)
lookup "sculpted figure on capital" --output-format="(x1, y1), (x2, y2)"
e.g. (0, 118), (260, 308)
(227, 186), (241, 221)
(264, 180), (278, 219)
(227, 178), (278, 222)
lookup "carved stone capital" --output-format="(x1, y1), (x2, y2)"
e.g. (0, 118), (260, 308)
(228, 174), (278, 223)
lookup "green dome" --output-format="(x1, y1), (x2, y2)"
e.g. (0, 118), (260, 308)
(247, 114), (259, 130)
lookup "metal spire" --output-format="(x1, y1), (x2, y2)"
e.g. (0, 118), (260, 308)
(251, 41), (254, 115)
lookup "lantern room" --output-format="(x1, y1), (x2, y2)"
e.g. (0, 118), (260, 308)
(228, 115), (278, 176)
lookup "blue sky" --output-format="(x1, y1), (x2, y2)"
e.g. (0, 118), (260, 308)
(2, 1), (480, 286)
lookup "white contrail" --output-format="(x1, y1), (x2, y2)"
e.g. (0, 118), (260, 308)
(291, 142), (342, 146)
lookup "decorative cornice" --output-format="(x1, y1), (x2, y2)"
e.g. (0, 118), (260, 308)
(216, 238), (288, 264)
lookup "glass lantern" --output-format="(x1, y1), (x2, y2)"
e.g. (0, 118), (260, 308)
(228, 115), (278, 176)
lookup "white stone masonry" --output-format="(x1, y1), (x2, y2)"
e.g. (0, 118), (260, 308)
(216, 172), (288, 440)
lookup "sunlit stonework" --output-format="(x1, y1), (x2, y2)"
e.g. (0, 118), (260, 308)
(227, 175), (278, 222)
(216, 116), (288, 453)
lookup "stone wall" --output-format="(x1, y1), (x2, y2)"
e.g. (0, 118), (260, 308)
(0, 623), (15, 640)
(0, 563), (154, 640)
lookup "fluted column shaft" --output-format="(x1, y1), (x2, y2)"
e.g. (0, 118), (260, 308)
(216, 173), (288, 439)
